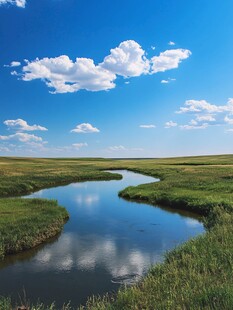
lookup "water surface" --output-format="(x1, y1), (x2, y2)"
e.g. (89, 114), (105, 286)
(0, 170), (204, 307)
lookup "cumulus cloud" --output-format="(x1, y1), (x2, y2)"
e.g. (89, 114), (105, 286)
(176, 98), (233, 114)
(168, 41), (175, 46)
(139, 124), (156, 128)
(22, 56), (116, 94)
(174, 98), (233, 131)
(0, 0), (26, 7)
(0, 132), (43, 142)
(4, 119), (48, 131)
(151, 49), (191, 74)
(71, 123), (100, 133)
(165, 121), (178, 128)
(11, 40), (191, 94)
(101, 40), (150, 77)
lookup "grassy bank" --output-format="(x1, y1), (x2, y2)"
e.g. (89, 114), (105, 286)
(0, 155), (233, 309)
(0, 198), (69, 259)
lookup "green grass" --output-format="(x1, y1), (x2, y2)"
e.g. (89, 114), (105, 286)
(0, 155), (233, 309)
(0, 198), (69, 259)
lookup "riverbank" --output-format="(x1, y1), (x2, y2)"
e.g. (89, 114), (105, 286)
(0, 155), (233, 309)
(0, 198), (69, 260)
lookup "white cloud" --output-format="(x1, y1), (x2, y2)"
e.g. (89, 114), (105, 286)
(180, 123), (209, 130)
(107, 145), (143, 152)
(224, 115), (233, 125)
(71, 123), (100, 134)
(4, 61), (21, 67)
(101, 40), (150, 77)
(108, 145), (126, 151)
(72, 142), (88, 149)
(176, 98), (233, 114)
(174, 98), (233, 131)
(165, 121), (177, 128)
(11, 40), (191, 94)
(139, 124), (156, 128)
(4, 119), (48, 131)
(151, 46), (156, 50)
(0, 132), (43, 142)
(168, 41), (175, 46)
(196, 115), (216, 122)
(22, 56), (116, 94)
(0, 0), (26, 7)
(161, 77), (176, 84)
(151, 49), (191, 73)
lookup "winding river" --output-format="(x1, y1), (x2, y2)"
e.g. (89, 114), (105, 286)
(0, 170), (204, 308)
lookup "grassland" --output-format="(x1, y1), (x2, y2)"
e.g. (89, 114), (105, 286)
(0, 198), (69, 259)
(0, 155), (233, 309)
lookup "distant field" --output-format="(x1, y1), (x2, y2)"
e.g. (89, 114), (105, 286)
(0, 155), (233, 309)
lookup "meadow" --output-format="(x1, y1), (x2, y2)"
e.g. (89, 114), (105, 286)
(0, 155), (233, 309)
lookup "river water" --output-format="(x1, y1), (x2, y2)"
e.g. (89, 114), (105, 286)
(0, 170), (204, 308)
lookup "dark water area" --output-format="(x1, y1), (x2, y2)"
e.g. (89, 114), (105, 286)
(0, 170), (204, 308)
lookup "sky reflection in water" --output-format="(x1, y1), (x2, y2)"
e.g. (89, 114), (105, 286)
(0, 170), (204, 307)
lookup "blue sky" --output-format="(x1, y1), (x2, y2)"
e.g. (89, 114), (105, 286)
(0, 0), (233, 158)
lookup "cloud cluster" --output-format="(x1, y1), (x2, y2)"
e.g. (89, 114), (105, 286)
(4, 118), (48, 131)
(0, 118), (47, 152)
(71, 123), (100, 134)
(13, 40), (191, 94)
(167, 98), (233, 131)
(0, 0), (26, 8)
(0, 132), (43, 142)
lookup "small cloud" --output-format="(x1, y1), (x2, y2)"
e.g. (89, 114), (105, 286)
(139, 124), (156, 128)
(4, 119), (48, 131)
(125, 81), (130, 84)
(161, 77), (176, 84)
(224, 115), (233, 125)
(196, 115), (216, 122)
(0, 132), (43, 143)
(108, 145), (126, 151)
(72, 143), (88, 149)
(0, 0), (26, 8)
(71, 123), (100, 133)
(4, 61), (21, 67)
(180, 123), (209, 130)
(151, 46), (156, 50)
(165, 121), (178, 128)
(107, 145), (143, 152)
(168, 41), (175, 46)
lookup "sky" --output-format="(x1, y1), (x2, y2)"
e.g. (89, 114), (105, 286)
(0, 0), (233, 158)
